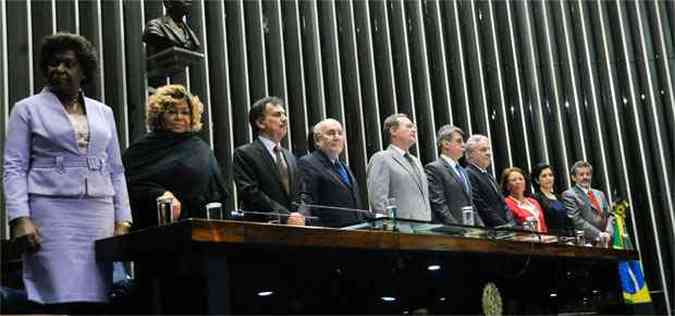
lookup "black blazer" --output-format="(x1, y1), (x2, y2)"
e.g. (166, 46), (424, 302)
(425, 158), (483, 226)
(233, 139), (304, 221)
(465, 164), (515, 228)
(298, 150), (368, 227)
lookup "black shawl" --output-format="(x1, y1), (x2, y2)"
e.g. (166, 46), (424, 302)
(123, 131), (229, 229)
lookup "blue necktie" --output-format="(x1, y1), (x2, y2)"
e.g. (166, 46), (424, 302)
(334, 161), (352, 187)
(455, 165), (469, 193)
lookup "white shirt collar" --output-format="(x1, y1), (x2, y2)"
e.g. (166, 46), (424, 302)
(258, 136), (280, 161)
(576, 184), (591, 194)
(440, 154), (459, 169)
(319, 149), (339, 164)
(389, 144), (408, 156)
(470, 162), (488, 173)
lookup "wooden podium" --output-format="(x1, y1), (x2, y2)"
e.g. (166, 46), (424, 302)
(96, 219), (636, 314)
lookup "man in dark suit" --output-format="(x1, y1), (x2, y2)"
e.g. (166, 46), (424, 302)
(464, 134), (515, 228)
(298, 119), (369, 227)
(562, 161), (613, 246)
(425, 125), (484, 226)
(232, 96), (305, 225)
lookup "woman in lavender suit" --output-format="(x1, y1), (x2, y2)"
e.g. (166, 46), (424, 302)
(3, 33), (132, 312)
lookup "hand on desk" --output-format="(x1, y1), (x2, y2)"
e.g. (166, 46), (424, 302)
(159, 191), (182, 220)
(287, 212), (306, 226)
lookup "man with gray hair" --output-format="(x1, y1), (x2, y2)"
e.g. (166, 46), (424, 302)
(298, 118), (368, 227)
(425, 125), (483, 226)
(464, 134), (515, 227)
(562, 161), (613, 246)
(367, 113), (431, 222)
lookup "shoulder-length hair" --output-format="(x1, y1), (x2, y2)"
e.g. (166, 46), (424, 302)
(500, 167), (531, 196)
(146, 84), (204, 132)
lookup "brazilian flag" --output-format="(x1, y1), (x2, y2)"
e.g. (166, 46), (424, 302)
(612, 201), (651, 304)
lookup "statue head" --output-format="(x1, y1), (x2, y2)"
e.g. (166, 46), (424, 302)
(163, 0), (192, 18)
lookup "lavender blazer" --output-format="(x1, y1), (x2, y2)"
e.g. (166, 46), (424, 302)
(3, 89), (132, 223)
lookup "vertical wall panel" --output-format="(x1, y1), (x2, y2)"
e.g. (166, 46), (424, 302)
(387, 0), (420, 155)
(30, 0), (53, 94)
(515, 1), (549, 167)
(317, 1), (345, 122)
(263, 0), (292, 149)
(552, 0), (589, 164)
(56, 0), (76, 33)
(611, 1), (672, 311)
(353, 1), (383, 156)
(7, 1), (31, 108)
(122, 0), (146, 143)
(570, 0), (613, 199)
(336, 0), (369, 205)
(300, 1), (326, 122)
(495, 1), (533, 173)
(630, 2), (674, 310)
(78, 0), (104, 100)
(460, 1), (490, 137)
(100, 0), (128, 147)
(281, 0), (309, 154)
(423, 0), (453, 129)
(369, 0), (397, 132)
(205, 0), (235, 211)
(243, 0), (268, 101)
(477, 0), (512, 174)
(187, 0), (213, 146)
(404, 0), (436, 163)
(225, 0), (252, 146)
(532, 0), (571, 186)
(1, 0), (7, 239)
(441, 1), (472, 134)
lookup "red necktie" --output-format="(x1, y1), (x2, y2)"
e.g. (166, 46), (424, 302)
(587, 191), (602, 214)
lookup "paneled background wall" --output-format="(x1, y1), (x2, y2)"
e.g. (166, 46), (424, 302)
(0, 1), (673, 313)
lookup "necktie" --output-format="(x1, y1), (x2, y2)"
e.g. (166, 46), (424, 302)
(334, 161), (352, 187)
(274, 145), (290, 194)
(455, 165), (469, 193)
(404, 153), (422, 182)
(587, 191), (602, 214)
(486, 172), (500, 194)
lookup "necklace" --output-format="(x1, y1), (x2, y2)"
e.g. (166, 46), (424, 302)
(64, 94), (83, 115)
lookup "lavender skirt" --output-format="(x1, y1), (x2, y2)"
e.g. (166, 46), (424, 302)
(23, 195), (114, 304)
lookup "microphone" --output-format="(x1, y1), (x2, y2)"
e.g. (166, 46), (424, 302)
(291, 202), (373, 215)
(230, 209), (319, 219)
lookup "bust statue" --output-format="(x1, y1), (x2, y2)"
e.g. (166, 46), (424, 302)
(143, 0), (201, 54)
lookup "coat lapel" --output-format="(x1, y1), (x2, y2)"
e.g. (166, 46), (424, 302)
(282, 148), (295, 196)
(440, 158), (471, 199)
(254, 139), (286, 191)
(388, 146), (424, 194)
(316, 151), (352, 192)
(42, 89), (80, 155)
(574, 186), (596, 212)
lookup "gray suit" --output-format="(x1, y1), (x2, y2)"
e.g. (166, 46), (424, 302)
(367, 145), (431, 221)
(425, 158), (484, 226)
(562, 185), (614, 241)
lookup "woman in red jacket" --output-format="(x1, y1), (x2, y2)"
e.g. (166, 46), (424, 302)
(500, 167), (548, 233)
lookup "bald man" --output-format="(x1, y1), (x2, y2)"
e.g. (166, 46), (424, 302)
(298, 119), (368, 227)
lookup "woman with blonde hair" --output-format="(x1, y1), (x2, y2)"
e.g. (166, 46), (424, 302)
(123, 84), (229, 229)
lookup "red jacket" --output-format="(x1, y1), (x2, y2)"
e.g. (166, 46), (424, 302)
(505, 196), (548, 233)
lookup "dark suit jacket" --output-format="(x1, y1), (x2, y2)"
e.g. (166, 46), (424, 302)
(298, 150), (369, 227)
(425, 158), (483, 226)
(233, 139), (304, 222)
(465, 164), (515, 228)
